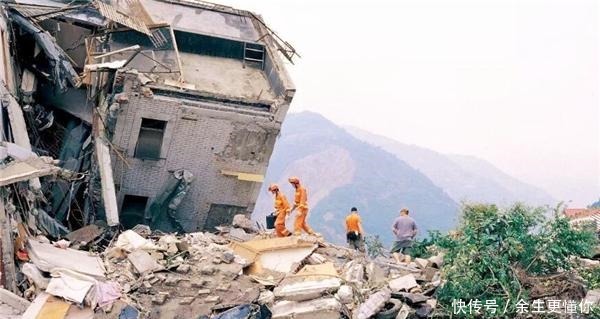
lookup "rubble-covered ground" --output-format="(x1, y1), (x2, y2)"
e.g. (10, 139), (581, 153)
(4, 206), (600, 319)
(6, 214), (449, 319)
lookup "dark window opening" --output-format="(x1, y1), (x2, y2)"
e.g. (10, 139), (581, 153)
(135, 118), (166, 159)
(121, 195), (149, 229)
(203, 204), (247, 231)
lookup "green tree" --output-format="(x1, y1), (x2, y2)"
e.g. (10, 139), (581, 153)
(425, 203), (596, 317)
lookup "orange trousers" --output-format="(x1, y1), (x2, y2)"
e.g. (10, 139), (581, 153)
(294, 208), (314, 235)
(275, 211), (291, 237)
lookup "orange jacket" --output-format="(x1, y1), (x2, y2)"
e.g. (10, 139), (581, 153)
(294, 186), (308, 209)
(274, 192), (291, 214)
(346, 213), (362, 234)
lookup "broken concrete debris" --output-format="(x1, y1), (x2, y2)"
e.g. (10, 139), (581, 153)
(272, 297), (342, 319)
(356, 288), (391, 319)
(388, 274), (419, 292)
(126, 250), (164, 275)
(2, 210), (446, 318)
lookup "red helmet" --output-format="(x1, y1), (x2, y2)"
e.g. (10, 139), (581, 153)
(268, 184), (279, 192)
(288, 176), (300, 184)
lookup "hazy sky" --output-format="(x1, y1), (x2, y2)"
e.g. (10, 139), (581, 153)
(220, 0), (599, 206)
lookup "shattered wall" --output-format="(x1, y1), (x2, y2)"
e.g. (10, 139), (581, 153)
(111, 75), (286, 232)
(0, 8), (16, 93)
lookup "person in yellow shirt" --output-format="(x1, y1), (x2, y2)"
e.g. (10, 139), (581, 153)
(268, 184), (292, 237)
(345, 207), (365, 252)
(288, 176), (315, 236)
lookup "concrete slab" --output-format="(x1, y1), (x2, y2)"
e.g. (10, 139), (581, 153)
(355, 288), (391, 319)
(27, 239), (106, 278)
(140, 0), (260, 42)
(1, 83), (40, 189)
(127, 249), (164, 274)
(0, 288), (30, 312)
(0, 157), (59, 186)
(274, 278), (341, 302)
(272, 298), (341, 319)
(178, 54), (275, 101)
(95, 138), (119, 226)
(389, 274), (418, 292)
(230, 236), (317, 275)
(295, 262), (338, 279)
(0, 302), (22, 319)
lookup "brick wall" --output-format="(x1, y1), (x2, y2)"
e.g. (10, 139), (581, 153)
(110, 76), (286, 231)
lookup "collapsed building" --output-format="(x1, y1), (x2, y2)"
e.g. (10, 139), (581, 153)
(0, 0), (296, 297)
(1, 0), (296, 232)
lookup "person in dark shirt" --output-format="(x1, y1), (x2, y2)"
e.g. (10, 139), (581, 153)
(390, 208), (417, 263)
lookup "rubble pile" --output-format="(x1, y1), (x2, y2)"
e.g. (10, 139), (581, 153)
(1, 214), (447, 318)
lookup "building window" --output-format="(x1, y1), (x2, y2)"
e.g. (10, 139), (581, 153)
(135, 118), (166, 159)
(120, 195), (149, 229)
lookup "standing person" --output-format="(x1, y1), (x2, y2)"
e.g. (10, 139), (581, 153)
(390, 208), (417, 263)
(268, 184), (292, 237)
(345, 207), (365, 252)
(288, 176), (316, 236)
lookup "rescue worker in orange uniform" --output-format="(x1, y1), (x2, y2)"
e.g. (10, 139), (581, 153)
(345, 207), (365, 252)
(268, 184), (292, 237)
(288, 177), (316, 236)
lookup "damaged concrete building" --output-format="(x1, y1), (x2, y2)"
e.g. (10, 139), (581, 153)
(0, 0), (296, 237)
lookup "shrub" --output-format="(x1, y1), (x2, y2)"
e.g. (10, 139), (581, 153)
(421, 203), (596, 317)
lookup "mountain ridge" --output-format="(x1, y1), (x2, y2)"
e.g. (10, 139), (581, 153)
(347, 126), (556, 207)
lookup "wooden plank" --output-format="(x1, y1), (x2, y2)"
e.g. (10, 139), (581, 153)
(35, 296), (70, 319)
(21, 293), (50, 319)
